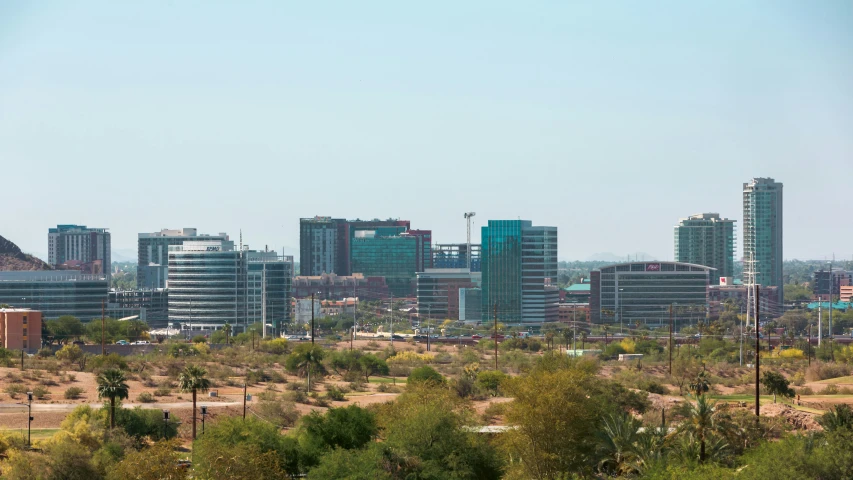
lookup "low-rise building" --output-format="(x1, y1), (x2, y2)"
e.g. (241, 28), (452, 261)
(293, 273), (389, 300)
(417, 269), (481, 322)
(108, 289), (169, 327)
(0, 271), (109, 320)
(0, 308), (42, 351)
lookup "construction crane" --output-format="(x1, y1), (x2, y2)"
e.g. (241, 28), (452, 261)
(464, 212), (476, 270)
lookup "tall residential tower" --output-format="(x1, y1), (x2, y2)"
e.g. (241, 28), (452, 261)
(674, 213), (735, 284)
(742, 177), (783, 302)
(47, 225), (111, 280)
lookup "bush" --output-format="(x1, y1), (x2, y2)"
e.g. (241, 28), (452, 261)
(167, 343), (197, 358)
(55, 344), (84, 363)
(259, 338), (290, 355)
(137, 392), (156, 403)
(89, 353), (129, 371)
(408, 366), (444, 384)
(32, 386), (50, 399)
(111, 405), (177, 440)
(325, 386), (346, 401)
(637, 379), (668, 395)
(36, 347), (54, 358)
(192, 335), (207, 343)
(806, 362), (851, 382)
(153, 387), (171, 397)
(5, 384), (27, 399)
(64, 387), (84, 399)
(256, 399), (300, 427)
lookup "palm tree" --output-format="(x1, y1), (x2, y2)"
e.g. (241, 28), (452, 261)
(179, 365), (211, 439)
(296, 347), (324, 392)
(97, 368), (129, 429)
(223, 323), (232, 345)
(678, 394), (728, 463)
(596, 412), (641, 476)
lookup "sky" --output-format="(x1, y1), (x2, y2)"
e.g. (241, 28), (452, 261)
(1, 1), (851, 262)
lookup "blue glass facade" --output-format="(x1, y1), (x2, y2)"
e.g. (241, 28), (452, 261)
(481, 221), (526, 323)
(350, 232), (418, 297)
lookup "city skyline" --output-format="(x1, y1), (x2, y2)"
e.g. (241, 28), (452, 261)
(2, 2), (851, 261)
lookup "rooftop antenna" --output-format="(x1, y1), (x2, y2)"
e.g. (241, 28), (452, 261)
(464, 212), (476, 269)
(239, 230), (243, 251)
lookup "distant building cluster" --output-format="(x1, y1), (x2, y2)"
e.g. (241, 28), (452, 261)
(11, 175), (849, 341)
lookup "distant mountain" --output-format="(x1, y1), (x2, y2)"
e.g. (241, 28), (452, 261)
(584, 252), (659, 262)
(112, 249), (138, 263)
(0, 235), (52, 271)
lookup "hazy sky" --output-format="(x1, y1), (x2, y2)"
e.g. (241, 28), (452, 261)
(2, 1), (851, 262)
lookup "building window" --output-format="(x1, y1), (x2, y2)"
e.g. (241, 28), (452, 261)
(22, 316), (27, 325)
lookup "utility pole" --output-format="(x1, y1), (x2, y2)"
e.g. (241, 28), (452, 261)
(739, 307), (744, 366)
(242, 383), (247, 420)
(390, 293), (394, 348)
(572, 309), (577, 353)
(755, 285), (760, 421)
(310, 292), (315, 345)
(818, 302), (822, 347)
(493, 303), (498, 370)
(101, 300), (105, 356)
(26, 391), (32, 447)
(808, 324), (811, 367)
(426, 304), (431, 352)
(351, 281), (356, 351)
(669, 304), (673, 375)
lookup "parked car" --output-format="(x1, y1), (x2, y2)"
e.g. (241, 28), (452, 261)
(115, 340), (129, 345)
(391, 334), (404, 340)
(72, 340), (86, 345)
(471, 334), (483, 340)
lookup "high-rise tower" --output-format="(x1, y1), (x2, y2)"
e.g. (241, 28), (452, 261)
(742, 178), (783, 302)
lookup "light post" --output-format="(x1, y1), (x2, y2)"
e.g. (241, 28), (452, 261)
(163, 410), (170, 439)
(618, 288), (625, 335)
(26, 391), (33, 447)
(200, 406), (207, 434)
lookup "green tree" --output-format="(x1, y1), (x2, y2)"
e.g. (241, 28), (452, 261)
(500, 363), (607, 478)
(377, 383), (502, 479)
(305, 445), (392, 480)
(596, 411), (642, 476)
(476, 370), (506, 397)
(819, 404), (853, 432)
(97, 368), (129, 429)
(358, 354), (388, 382)
(178, 365), (211, 440)
(107, 440), (187, 480)
(193, 416), (298, 479)
(285, 344), (326, 392)
(56, 344), (84, 364)
(298, 405), (378, 469)
(408, 366), (444, 384)
(678, 394), (729, 464)
(48, 315), (85, 344)
(760, 371), (795, 404)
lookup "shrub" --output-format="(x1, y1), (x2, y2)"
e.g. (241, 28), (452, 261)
(408, 366), (444, 384)
(55, 344), (84, 363)
(36, 347), (54, 358)
(64, 387), (84, 399)
(137, 392), (156, 403)
(256, 399), (300, 427)
(325, 386), (346, 401)
(192, 335), (207, 343)
(779, 348), (805, 360)
(806, 362), (851, 382)
(376, 383), (401, 393)
(5, 384), (27, 399)
(32, 386), (50, 399)
(637, 379), (668, 395)
(259, 338), (290, 355)
(823, 384), (840, 395)
(167, 343), (197, 358)
(89, 353), (129, 371)
(153, 387), (172, 397)
(283, 390), (309, 404)
(798, 386), (815, 395)
(386, 351), (434, 365)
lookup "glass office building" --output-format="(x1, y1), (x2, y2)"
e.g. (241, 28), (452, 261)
(674, 213), (735, 285)
(350, 229), (418, 297)
(138, 228), (228, 289)
(416, 269), (481, 320)
(0, 271), (109, 320)
(432, 243), (481, 271)
(481, 220), (558, 325)
(590, 262), (711, 326)
(247, 251), (294, 336)
(167, 240), (246, 332)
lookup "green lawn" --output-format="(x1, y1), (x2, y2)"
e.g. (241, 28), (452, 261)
(368, 377), (408, 384)
(814, 375), (853, 384)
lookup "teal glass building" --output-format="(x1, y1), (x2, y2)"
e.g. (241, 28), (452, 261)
(481, 220), (558, 325)
(743, 178), (783, 303)
(350, 229), (419, 297)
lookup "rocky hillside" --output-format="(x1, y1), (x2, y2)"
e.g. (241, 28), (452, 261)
(0, 235), (52, 271)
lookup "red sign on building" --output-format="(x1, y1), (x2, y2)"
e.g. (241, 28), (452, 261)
(646, 263), (661, 271)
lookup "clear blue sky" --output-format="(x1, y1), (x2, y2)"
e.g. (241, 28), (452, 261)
(1, 1), (851, 261)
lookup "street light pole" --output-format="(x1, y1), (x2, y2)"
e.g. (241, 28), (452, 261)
(163, 410), (170, 439)
(200, 405), (207, 434)
(27, 391), (32, 447)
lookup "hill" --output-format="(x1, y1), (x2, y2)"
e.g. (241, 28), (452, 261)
(0, 234), (52, 271)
